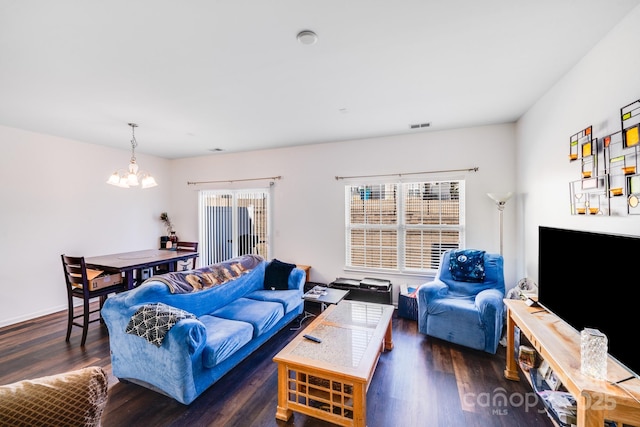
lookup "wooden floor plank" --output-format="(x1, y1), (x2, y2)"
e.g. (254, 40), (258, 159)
(0, 303), (554, 427)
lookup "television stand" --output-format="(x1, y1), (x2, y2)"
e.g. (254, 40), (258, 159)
(504, 299), (640, 427)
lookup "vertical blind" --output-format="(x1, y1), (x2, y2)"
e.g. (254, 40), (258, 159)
(199, 189), (271, 265)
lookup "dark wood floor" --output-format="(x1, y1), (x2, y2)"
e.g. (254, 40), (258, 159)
(0, 303), (555, 427)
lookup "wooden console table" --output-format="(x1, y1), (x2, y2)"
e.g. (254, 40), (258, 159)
(504, 299), (640, 427)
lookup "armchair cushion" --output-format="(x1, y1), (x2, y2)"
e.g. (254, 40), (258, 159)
(449, 249), (485, 282)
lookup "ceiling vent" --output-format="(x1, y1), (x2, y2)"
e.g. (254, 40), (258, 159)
(410, 122), (431, 129)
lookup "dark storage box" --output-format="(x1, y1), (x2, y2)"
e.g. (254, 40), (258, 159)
(398, 284), (418, 320)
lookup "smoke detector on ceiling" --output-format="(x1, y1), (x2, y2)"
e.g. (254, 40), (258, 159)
(297, 30), (318, 45)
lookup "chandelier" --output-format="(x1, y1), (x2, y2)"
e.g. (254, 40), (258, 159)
(106, 123), (158, 189)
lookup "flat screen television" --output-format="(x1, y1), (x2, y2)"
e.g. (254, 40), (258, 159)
(538, 226), (639, 381)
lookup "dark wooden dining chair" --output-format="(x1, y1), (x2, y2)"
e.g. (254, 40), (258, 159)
(155, 241), (199, 274)
(61, 254), (127, 346)
(175, 241), (199, 271)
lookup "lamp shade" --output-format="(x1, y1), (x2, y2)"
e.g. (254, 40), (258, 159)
(487, 192), (513, 204)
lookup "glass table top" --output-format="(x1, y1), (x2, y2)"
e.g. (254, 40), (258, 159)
(288, 301), (393, 369)
(290, 323), (374, 368)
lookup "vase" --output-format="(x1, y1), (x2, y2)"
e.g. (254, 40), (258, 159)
(169, 231), (178, 250)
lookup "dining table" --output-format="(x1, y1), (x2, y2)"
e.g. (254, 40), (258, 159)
(84, 249), (199, 290)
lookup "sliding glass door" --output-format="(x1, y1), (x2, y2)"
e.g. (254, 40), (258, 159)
(198, 189), (271, 265)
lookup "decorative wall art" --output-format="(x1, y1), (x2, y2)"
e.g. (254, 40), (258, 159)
(569, 99), (640, 216)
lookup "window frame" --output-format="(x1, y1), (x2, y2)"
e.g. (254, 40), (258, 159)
(344, 179), (465, 275)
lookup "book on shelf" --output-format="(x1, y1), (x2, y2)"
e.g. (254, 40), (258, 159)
(536, 390), (576, 427)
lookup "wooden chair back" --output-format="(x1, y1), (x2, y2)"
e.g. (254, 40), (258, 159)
(175, 241), (199, 270)
(61, 255), (126, 346)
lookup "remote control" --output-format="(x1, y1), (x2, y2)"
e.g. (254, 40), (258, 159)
(303, 334), (322, 343)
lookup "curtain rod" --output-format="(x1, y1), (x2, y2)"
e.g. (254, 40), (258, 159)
(187, 176), (282, 186)
(335, 167), (479, 180)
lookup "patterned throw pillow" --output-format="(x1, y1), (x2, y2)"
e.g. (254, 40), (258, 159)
(449, 249), (486, 282)
(125, 302), (196, 347)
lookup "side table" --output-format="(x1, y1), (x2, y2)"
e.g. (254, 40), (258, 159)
(303, 286), (349, 311)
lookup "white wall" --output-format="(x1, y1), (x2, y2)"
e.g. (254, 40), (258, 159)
(517, 4), (640, 283)
(0, 123), (516, 327)
(14, 3), (640, 326)
(170, 124), (518, 302)
(5, 0), (639, 325)
(0, 122), (516, 327)
(0, 126), (171, 326)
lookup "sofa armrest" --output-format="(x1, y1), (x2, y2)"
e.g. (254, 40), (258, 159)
(417, 279), (448, 304)
(475, 288), (506, 353)
(288, 267), (306, 291)
(0, 367), (108, 427)
(417, 280), (447, 335)
(474, 288), (505, 319)
(164, 317), (208, 356)
(102, 297), (208, 391)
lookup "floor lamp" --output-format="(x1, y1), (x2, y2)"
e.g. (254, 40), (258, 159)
(487, 192), (513, 256)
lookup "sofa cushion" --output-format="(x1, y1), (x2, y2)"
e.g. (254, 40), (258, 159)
(449, 249), (486, 282)
(211, 298), (284, 337)
(0, 366), (108, 427)
(199, 315), (254, 368)
(264, 259), (296, 290)
(245, 289), (302, 314)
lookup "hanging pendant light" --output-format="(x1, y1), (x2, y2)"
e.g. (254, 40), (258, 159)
(106, 123), (158, 189)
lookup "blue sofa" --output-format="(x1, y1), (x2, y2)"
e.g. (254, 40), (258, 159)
(417, 249), (505, 354)
(101, 255), (305, 404)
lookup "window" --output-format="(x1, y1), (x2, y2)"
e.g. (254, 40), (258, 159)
(199, 189), (271, 265)
(345, 180), (464, 273)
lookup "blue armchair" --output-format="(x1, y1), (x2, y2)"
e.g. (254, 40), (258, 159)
(417, 249), (505, 354)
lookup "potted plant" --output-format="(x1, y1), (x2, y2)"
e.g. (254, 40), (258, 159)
(160, 212), (178, 249)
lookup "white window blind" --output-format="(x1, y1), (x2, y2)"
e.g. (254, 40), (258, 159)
(199, 189), (270, 265)
(345, 180), (464, 273)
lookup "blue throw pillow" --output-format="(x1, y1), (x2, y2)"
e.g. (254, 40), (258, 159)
(449, 249), (486, 282)
(264, 259), (296, 290)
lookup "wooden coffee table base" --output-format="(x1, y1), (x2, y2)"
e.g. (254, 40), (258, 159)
(274, 301), (394, 427)
(275, 363), (367, 426)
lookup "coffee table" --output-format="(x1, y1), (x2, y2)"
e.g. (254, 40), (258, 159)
(273, 300), (394, 427)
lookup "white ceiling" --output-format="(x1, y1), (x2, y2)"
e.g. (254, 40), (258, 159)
(1, 1), (638, 159)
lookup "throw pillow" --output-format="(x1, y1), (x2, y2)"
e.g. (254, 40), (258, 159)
(264, 259), (296, 290)
(125, 302), (196, 347)
(449, 249), (486, 282)
(0, 366), (108, 427)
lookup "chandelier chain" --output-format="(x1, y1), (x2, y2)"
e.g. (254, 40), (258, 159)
(129, 123), (138, 163)
(107, 122), (157, 188)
